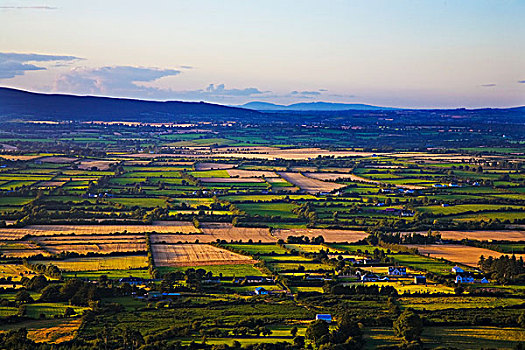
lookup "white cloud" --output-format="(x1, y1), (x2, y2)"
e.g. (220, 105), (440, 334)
(54, 66), (181, 96)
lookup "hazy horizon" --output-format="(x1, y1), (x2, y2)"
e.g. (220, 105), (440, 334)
(1, 0), (524, 108)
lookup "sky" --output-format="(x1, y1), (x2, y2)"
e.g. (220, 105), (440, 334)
(1, 0), (524, 108)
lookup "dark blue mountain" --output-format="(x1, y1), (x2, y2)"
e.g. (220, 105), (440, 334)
(0, 87), (260, 122)
(240, 101), (398, 111)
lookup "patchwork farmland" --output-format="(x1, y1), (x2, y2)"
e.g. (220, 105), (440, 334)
(0, 115), (523, 349)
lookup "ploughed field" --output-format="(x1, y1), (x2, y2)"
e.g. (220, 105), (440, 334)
(151, 243), (256, 267)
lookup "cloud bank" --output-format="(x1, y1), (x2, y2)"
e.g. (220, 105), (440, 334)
(0, 52), (80, 79)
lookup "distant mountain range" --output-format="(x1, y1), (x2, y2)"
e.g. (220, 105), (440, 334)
(1, 87), (523, 124)
(0, 87), (259, 122)
(239, 101), (398, 111)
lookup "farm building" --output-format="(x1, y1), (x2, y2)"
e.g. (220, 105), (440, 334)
(388, 267), (407, 276)
(414, 275), (427, 285)
(315, 314), (332, 323)
(235, 276), (273, 284)
(119, 277), (146, 285)
(452, 266), (464, 274)
(255, 287), (268, 295)
(456, 274), (475, 284)
(361, 273), (389, 282)
(147, 291), (163, 301)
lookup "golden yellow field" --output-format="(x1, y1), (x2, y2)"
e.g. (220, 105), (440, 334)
(406, 244), (525, 267)
(151, 243), (255, 267)
(437, 230), (525, 242)
(30, 318), (83, 343)
(0, 241), (49, 258)
(200, 223), (275, 243)
(0, 221), (198, 237)
(0, 155), (42, 161)
(278, 172), (345, 194)
(0, 263), (34, 281)
(33, 255), (148, 271)
(151, 223), (276, 243)
(272, 228), (368, 243)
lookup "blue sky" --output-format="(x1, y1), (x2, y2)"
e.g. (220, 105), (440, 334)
(1, 0), (524, 107)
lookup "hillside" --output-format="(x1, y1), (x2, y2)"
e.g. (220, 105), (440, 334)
(0, 87), (260, 122)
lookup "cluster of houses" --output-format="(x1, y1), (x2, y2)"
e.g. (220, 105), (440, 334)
(432, 183), (462, 188)
(358, 266), (427, 285)
(380, 188), (416, 195)
(83, 192), (114, 198)
(452, 266), (489, 284)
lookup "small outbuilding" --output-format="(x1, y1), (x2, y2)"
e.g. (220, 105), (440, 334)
(388, 267), (407, 276)
(414, 275), (427, 285)
(452, 266), (464, 274)
(315, 314), (332, 323)
(254, 287), (268, 295)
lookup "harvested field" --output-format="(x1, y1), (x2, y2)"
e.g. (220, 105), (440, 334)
(0, 221), (198, 237)
(201, 223), (275, 243)
(30, 318), (82, 344)
(36, 181), (66, 188)
(346, 173), (426, 190)
(266, 177), (289, 183)
(0, 264), (33, 281)
(33, 234), (145, 244)
(151, 223), (275, 243)
(436, 230), (525, 242)
(33, 255), (148, 271)
(0, 240), (49, 258)
(195, 162), (236, 170)
(199, 177), (264, 183)
(406, 244), (525, 267)
(272, 228), (368, 243)
(227, 169), (279, 178)
(124, 148), (379, 160)
(0, 155), (42, 161)
(151, 243), (255, 267)
(43, 244), (145, 255)
(278, 172), (345, 194)
(28, 234), (146, 254)
(38, 156), (77, 164)
(305, 173), (360, 181)
(77, 160), (118, 170)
